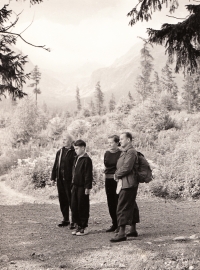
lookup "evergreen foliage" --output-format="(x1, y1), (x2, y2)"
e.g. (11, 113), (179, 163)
(182, 68), (200, 112)
(153, 71), (162, 94)
(0, 5), (29, 100)
(128, 91), (134, 101)
(116, 97), (134, 115)
(0, 1), (47, 100)
(29, 65), (41, 104)
(94, 81), (104, 115)
(76, 87), (82, 111)
(135, 42), (154, 102)
(90, 99), (96, 116)
(109, 93), (116, 112)
(127, 0), (200, 73)
(161, 63), (178, 99)
(10, 98), (46, 145)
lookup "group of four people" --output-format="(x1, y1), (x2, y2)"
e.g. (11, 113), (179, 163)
(51, 132), (140, 242)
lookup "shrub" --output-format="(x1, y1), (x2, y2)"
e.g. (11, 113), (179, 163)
(31, 155), (54, 188)
(150, 134), (200, 199)
(9, 98), (47, 145)
(67, 119), (91, 138)
(160, 94), (180, 111)
(127, 100), (178, 138)
(47, 116), (66, 140)
(0, 146), (38, 175)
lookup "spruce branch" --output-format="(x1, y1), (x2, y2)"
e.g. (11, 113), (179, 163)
(1, 30), (50, 51)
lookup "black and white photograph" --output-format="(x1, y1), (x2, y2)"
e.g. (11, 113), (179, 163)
(0, 0), (200, 269)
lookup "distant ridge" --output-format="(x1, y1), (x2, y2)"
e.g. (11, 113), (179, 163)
(3, 42), (184, 109)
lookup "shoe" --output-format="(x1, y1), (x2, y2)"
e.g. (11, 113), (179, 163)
(58, 221), (70, 227)
(76, 227), (89, 236)
(106, 225), (117, 232)
(114, 227), (119, 233)
(110, 234), (127, 242)
(69, 223), (76, 230)
(72, 226), (80, 235)
(126, 231), (138, 237)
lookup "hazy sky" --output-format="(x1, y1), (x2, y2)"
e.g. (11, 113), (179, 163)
(3, 0), (190, 73)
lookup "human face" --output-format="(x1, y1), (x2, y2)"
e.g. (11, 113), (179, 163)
(74, 146), (85, 156)
(108, 138), (119, 151)
(120, 134), (130, 148)
(62, 136), (71, 147)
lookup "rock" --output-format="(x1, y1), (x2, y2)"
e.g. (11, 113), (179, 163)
(119, 263), (126, 268)
(10, 261), (16, 264)
(0, 255), (9, 262)
(189, 266), (194, 270)
(173, 236), (188, 241)
(146, 242), (152, 245)
(189, 234), (199, 240)
(59, 264), (68, 268)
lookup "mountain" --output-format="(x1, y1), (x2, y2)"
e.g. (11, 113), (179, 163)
(2, 42), (185, 110)
(77, 42), (185, 102)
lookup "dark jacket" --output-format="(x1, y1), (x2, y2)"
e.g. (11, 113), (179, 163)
(72, 153), (93, 189)
(51, 146), (76, 183)
(115, 143), (138, 189)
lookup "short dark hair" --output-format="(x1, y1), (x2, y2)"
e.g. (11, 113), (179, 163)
(74, 139), (86, 147)
(108, 135), (120, 146)
(121, 132), (132, 141)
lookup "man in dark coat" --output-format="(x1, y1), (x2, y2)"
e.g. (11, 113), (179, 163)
(110, 132), (140, 242)
(51, 134), (76, 228)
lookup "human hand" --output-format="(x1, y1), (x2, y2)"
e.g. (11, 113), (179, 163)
(85, 188), (91, 195)
(114, 174), (118, 181)
(50, 180), (56, 186)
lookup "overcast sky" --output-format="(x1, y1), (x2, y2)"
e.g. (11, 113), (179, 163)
(3, 0), (190, 73)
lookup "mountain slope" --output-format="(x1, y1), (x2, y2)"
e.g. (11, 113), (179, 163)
(3, 43), (184, 109)
(79, 42), (184, 101)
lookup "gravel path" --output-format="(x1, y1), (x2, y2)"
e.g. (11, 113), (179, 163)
(1, 181), (200, 270)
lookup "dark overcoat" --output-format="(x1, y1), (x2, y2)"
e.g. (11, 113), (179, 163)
(51, 146), (76, 184)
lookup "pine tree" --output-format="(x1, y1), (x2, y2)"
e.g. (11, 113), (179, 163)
(153, 71), (162, 94)
(161, 63), (178, 99)
(182, 70), (200, 112)
(0, 1), (48, 100)
(135, 42), (154, 102)
(109, 93), (116, 112)
(29, 65), (41, 104)
(76, 87), (81, 111)
(128, 91), (133, 101)
(42, 102), (48, 113)
(94, 81), (104, 115)
(90, 99), (96, 116)
(128, 1), (200, 73)
(116, 96), (134, 115)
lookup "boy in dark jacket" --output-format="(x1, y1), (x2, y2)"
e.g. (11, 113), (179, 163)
(71, 140), (93, 236)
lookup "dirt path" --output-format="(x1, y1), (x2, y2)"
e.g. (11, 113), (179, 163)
(1, 182), (200, 270)
(0, 181), (38, 205)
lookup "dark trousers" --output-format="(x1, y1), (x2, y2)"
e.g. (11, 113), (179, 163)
(117, 186), (140, 227)
(57, 178), (72, 222)
(105, 178), (119, 227)
(71, 185), (90, 228)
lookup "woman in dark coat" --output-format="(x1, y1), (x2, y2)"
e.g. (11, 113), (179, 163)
(104, 135), (121, 232)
